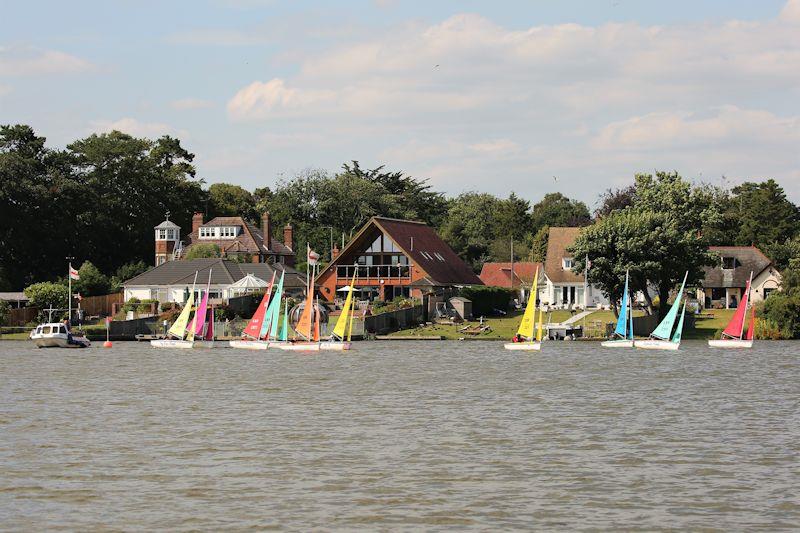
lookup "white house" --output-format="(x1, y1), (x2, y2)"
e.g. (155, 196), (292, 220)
(698, 246), (781, 309)
(542, 227), (609, 309)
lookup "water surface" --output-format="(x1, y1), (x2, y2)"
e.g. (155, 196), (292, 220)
(1, 340), (798, 530)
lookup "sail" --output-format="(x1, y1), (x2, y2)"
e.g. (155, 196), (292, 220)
(346, 290), (357, 341)
(295, 277), (315, 340)
(193, 290), (209, 336)
(614, 271), (630, 338)
(671, 302), (687, 343)
(650, 272), (688, 341)
(313, 302), (321, 342)
(516, 267), (539, 339)
(242, 273), (275, 339)
(186, 301), (197, 342)
(279, 305), (288, 341)
(332, 273), (357, 339)
(168, 291), (195, 339)
(722, 279), (751, 339)
(745, 307), (756, 341)
(204, 308), (214, 340)
(536, 307), (544, 342)
(264, 273), (285, 340)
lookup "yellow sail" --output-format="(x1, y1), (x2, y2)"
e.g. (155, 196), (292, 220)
(186, 300), (197, 342)
(168, 291), (195, 339)
(516, 266), (539, 339)
(332, 272), (357, 339)
(536, 307), (544, 342)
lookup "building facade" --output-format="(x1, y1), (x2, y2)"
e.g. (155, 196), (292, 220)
(543, 227), (609, 309)
(315, 217), (483, 302)
(698, 246), (782, 309)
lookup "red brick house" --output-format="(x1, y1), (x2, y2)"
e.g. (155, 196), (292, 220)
(183, 212), (295, 266)
(315, 217), (482, 302)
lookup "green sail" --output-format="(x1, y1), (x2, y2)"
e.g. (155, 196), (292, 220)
(671, 302), (687, 343)
(650, 272), (688, 341)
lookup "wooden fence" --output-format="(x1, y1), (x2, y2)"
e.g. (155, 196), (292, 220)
(80, 292), (124, 317)
(7, 307), (38, 327)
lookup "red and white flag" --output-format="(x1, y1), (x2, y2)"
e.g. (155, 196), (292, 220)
(307, 245), (320, 266)
(69, 265), (80, 281)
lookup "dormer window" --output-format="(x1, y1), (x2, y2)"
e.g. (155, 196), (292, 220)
(722, 257), (737, 270)
(199, 227), (214, 238)
(563, 257), (574, 270)
(220, 226), (237, 238)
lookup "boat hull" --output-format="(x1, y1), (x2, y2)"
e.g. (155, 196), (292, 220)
(503, 342), (541, 351)
(601, 339), (634, 348)
(150, 339), (194, 349)
(320, 341), (352, 351)
(708, 339), (753, 348)
(229, 339), (269, 350)
(635, 340), (680, 351)
(192, 340), (216, 349)
(274, 342), (321, 352)
(31, 335), (91, 348)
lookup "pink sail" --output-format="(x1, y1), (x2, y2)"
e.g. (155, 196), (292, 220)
(722, 280), (750, 339)
(745, 306), (756, 341)
(204, 307), (214, 341)
(193, 291), (209, 336)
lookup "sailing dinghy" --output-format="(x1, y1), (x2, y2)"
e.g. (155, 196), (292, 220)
(229, 272), (275, 350)
(635, 271), (688, 351)
(151, 272), (198, 348)
(321, 271), (358, 351)
(504, 266), (543, 351)
(602, 270), (635, 348)
(708, 272), (755, 348)
(275, 255), (321, 352)
(190, 270), (216, 348)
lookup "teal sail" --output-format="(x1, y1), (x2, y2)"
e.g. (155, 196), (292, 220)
(613, 271), (630, 338)
(650, 272), (688, 341)
(260, 272), (284, 339)
(671, 302), (687, 343)
(279, 304), (288, 342)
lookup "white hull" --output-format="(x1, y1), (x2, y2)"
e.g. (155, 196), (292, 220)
(635, 339), (680, 351)
(274, 342), (321, 352)
(503, 342), (541, 351)
(31, 334), (91, 348)
(601, 339), (634, 348)
(708, 339), (753, 348)
(150, 339), (194, 349)
(320, 341), (352, 351)
(229, 339), (270, 350)
(192, 340), (216, 349)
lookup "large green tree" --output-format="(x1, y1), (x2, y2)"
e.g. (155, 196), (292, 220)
(727, 179), (799, 247)
(207, 182), (258, 222)
(531, 192), (591, 230)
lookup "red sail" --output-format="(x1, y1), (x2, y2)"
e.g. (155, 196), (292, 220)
(745, 307), (756, 341)
(205, 307), (214, 341)
(243, 283), (273, 339)
(722, 280), (750, 339)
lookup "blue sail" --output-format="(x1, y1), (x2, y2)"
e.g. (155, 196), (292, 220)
(650, 272), (688, 341)
(671, 302), (687, 343)
(613, 271), (630, 338)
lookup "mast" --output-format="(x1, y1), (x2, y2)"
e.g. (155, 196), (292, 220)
(67, 260), (71, 325)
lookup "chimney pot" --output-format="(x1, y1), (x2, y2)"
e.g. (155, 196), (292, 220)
(262, 212), (272, 252)
(283, 224), (293, 250)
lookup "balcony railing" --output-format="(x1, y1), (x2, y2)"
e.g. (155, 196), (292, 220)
(336, 265), (411, 280)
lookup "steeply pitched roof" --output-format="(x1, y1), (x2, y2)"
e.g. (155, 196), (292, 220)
(703, 246), (775, 288)
(122, 258), (305, 288)
(186, 216), (293, 256)
(479, 262), (543, 288)
(318, 217), (483, 286)
(544, 227), (584, 283)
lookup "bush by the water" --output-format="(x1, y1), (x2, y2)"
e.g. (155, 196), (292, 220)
(459, 286), (514, 316)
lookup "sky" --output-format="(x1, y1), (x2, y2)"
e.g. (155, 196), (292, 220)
(2, 0), (799, 208)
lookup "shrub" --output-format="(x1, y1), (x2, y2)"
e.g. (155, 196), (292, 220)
(0, 300), (9, 326)
(762, 292), (800, 338)
(24, 282), (69, 310)
(137, 298), (158, 314)
(160, 301), (175, 312)
(459, 286), (514, 316)
(754, 317), (787, 340)
(185, 243), (221, 259)
(122, 297), (141, 313)
(74, 261), (110, 296)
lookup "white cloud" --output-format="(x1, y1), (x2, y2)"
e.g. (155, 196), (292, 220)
(170, 98), (213, 110)
(227, 78), (336, 120)
(89, 118), (188, 139)
(0, 46), (93, 76)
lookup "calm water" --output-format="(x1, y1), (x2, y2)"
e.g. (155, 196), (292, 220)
(0, 340), (798, 531)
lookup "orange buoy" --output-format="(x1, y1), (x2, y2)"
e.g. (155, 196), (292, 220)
(103, 341), (113, 348)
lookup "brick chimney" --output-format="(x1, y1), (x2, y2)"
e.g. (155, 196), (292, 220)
(192, 212), (203, 235)
(262, 211), (272, 251)
(332, 244), (340, 261)
(283, 224), (293, 250)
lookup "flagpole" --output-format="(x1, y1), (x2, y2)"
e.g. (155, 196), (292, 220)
(66, 257), (74, 326)
(584, 254), (589, 309)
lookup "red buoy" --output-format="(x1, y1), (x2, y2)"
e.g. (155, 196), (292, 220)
(103, 341), (113, 348)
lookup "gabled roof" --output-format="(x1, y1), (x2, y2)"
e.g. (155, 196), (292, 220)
(703, 246), (776, 288)
(544, 227), (584, 283)
(122, 258), (305, 288)
(187, 216), (293, 256)
(318, 217), (483, 286)
(479, 262), (543, 288)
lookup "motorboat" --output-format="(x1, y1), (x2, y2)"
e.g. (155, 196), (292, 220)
(30, 323), (91, 348)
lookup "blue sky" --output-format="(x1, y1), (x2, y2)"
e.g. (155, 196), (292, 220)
(2, 0), (798, 207)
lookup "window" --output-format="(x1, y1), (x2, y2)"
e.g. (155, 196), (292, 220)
(199, 227), (215, 239)
(383, 237), (400, 252)
(220, 226), (237, 238)
(563, 257), (574, 270)
(157, 229), (167, 239)
(166, 229), (175, 240)
(722, 257), (737, 269)
(367, 235), (382, 253)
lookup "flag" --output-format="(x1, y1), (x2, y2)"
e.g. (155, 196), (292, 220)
(69, 265), (80, 281)
(307, 245), (320, 266)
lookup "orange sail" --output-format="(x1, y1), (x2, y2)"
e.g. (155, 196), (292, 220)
(295, 277), (314, 340)
(313, 306), (320, 342)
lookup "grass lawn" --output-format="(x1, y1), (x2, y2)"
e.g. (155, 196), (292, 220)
(684, 309), (736, 340)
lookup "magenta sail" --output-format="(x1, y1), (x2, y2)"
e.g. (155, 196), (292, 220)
(722, 280), (750, 339)
(194, 291), (209, 336)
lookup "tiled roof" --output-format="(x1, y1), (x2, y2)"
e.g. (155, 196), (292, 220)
(703, 246), (775, 288)
(122, 258), (305, 288)
(479, 262), (543, 288)
(186, 216), (293, 256)
(544, 227), (584, 283)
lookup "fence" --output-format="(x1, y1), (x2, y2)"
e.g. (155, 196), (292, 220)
(7, 307), (38, 326)
(81, 292), (124, 317)
(364, 305), (424, 335)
